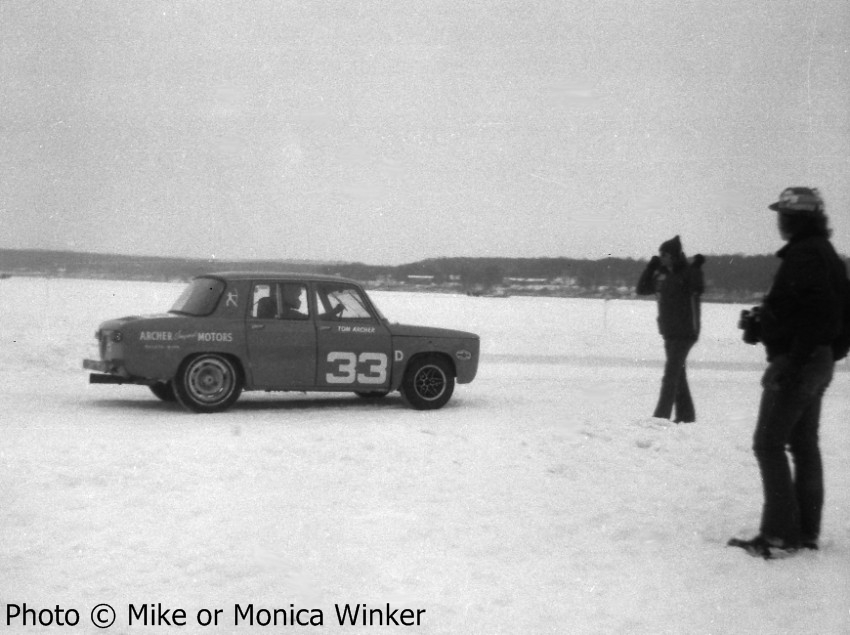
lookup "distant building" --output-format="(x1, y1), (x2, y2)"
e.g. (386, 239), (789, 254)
(406, 274), (435, 284)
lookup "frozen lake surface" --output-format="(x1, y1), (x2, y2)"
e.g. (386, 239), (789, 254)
(2, 277), (849, 633)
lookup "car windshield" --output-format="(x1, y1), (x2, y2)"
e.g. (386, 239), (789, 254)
(169, 277), (226, 316)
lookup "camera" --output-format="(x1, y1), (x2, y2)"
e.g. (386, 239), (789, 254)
(738, 306), (762, 345)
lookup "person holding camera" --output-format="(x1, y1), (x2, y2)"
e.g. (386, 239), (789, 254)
(636, 235), (705, 423)
(728, 187), (846, 559)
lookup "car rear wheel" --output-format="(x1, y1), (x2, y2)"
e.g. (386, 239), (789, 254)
(174, 354), (242, 413)
(149, 381), (175, 402)
(400, 356), (454, 410)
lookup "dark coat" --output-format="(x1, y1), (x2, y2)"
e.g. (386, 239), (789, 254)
(760, 233), (845, 364)
(637, 257), (704, 341)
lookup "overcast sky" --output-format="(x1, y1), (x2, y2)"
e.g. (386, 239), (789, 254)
(2, 1), (848, 264)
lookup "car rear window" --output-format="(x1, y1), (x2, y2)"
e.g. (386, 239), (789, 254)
(170, 277), (226, 316)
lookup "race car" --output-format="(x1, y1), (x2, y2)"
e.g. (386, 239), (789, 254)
(83, 272), (480, 413)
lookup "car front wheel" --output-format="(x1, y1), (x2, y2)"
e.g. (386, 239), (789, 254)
(400, 356), (454, 410)
(174, 354), (242, 413)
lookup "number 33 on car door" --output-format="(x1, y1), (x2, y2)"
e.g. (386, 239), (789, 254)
(325, 352), (388, 385)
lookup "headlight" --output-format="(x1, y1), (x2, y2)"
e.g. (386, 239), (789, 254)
(111, 331), (123, 343)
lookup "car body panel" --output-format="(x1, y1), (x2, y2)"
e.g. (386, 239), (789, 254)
(247, 318), (317, 388)
(388, 324), (480, 387)
(316, 321), (394, 390)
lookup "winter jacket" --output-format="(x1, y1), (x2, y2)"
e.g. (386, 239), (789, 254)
(760, 233), (845, 364)
(637, 258), (704, 341)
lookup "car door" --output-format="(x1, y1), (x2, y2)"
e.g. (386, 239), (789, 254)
(245, 281), (317, 389)
(313, 283), (392, 390)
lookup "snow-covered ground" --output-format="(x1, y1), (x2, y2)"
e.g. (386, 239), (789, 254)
(2, 277), (849, 634)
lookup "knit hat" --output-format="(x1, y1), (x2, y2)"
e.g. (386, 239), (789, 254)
(658, 235), (682, 258)
(768, 187), (824, 215)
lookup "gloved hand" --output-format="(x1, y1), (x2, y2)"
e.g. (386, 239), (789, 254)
(649, 255), (661, 270)
(692, 254), (705, 268)
(761, 356), (801, 390)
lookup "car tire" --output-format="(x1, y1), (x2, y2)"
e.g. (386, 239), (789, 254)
(400, 355), (454, 410)
(174, 354), (242, 413)
(149, 381), (176, 402)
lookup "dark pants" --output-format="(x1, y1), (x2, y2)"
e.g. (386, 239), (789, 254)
(653, 338), (696, 422)
(753, 347), (834, 545)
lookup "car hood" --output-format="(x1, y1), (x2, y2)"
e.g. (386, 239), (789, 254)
(387, 323), (478, 340)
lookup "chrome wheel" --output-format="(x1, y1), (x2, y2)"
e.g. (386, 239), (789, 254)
(401, 356), (455, 410)
(413, 365), (448, 401)
(175, 354), (242, 413)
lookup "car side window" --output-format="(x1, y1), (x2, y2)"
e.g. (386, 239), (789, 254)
(315, 285), (373, 321)
(251, 283), (309, 320)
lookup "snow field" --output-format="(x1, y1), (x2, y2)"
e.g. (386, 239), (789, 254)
(1, 277), (848, 634)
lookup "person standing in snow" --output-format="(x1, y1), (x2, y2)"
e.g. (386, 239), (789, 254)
(636, 235), (705, 423)
(728, 187), (846, 559)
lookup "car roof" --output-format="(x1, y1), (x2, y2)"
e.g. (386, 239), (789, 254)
(201, 271), (362, 285)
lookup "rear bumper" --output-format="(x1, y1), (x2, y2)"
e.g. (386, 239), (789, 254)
(83, 359), (148, 385)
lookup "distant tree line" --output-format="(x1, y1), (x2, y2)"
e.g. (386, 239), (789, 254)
(391, 255), (784, 299)
(2, 248), (847, 302)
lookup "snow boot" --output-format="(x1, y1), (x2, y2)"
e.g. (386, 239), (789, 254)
(727, 535), (798, 560)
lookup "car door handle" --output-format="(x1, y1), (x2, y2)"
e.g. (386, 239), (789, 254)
(319, 325), (332, 331)
(251, 323), (265, 330)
